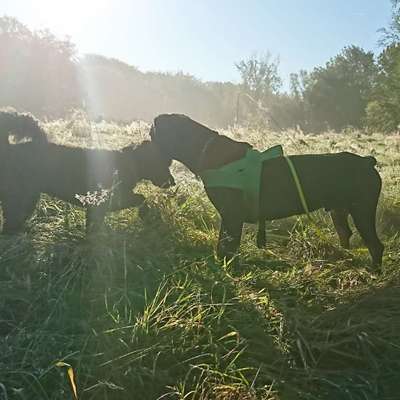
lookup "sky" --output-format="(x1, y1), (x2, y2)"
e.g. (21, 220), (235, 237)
(1, 0), (393, 85)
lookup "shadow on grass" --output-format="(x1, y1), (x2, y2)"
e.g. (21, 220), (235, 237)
(1, 197), (399, 400)
(242, 259), (400, 400)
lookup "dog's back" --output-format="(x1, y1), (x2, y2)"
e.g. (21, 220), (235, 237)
(0, 110), (47, 149)
(36, 144), (119, 203)
(260, 152), (381, 219)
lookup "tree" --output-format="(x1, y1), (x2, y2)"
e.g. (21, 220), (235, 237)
(0, 16), (81, 118)
(235, 53), (282, 126)
(303, 46), (378, 131)
(235, 53), (282, 101)
(0, 17), (239, 126)
(379, 0), (400, 46)
(79, 54), (239, 126)
(366, 1), (400, 132)
(366, 44), (400, 132)
(290, 70), (310, 100)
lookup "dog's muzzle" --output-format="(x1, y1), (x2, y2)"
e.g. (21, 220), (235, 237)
(157, 175), (175, 188)
(165, 176), (176, 188)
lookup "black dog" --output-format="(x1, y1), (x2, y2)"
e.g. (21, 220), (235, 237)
(0, 111), (174, 233)
(150, 114), (384, 266)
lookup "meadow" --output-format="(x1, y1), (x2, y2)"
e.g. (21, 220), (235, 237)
(1, 116), (400, 400)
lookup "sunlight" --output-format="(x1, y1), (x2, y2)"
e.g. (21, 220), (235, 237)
(34, 0), (110, 37)
(32, 0), (117, 194)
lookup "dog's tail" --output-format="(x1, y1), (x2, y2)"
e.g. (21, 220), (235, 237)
(0, 110), (47, 151)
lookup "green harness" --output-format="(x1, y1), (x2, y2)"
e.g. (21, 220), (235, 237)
(200, 144), (311, 223)
(200, 145), (284, 223)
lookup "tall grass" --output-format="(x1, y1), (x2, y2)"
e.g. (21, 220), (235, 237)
(0, 119), (399, 399)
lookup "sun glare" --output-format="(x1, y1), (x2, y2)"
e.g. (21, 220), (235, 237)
(35, 0), (110, 38)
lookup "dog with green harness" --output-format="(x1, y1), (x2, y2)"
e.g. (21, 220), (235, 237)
(150, 114), (384, 267)
(201, 144), (310, 221)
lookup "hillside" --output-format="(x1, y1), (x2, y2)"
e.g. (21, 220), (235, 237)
(79, 55), (239, 127)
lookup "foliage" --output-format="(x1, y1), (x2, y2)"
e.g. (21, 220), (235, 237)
(366, 44), (400, 133)
(0, 16), (81, 118)
(234, 47), (380, 133)
(80, 54), (239, 127)
(235, 53), (282, 100)
(1, 119), (400, 399)
(301, 46), (378, 132)
(289, 70), (310, 100)
(234, 53), (286, 129)
(378, 0), (400, 46)
(4, 14), (400, 133)
(364, 0), (400, 133)
(0, 16), (239, 127)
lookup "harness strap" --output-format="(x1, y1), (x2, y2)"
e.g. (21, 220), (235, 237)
(284, 156), (312, 220)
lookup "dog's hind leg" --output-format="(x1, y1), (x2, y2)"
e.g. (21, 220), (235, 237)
(330, 209), (352, 249)
(349, 204), (384, 267)
(349, 168), (384, 267)
(257, 219), (266, 248)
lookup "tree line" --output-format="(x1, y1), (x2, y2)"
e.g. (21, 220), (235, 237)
(1, 2), (400, 132)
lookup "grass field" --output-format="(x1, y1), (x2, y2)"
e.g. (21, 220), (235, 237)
(1, 116), (400, 400)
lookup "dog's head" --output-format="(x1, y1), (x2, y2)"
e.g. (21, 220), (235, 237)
(123, 140), (175, 188)
(0, 110), (47, 144)
(150, 114), (219, 173)
(149, 114), (190, 158)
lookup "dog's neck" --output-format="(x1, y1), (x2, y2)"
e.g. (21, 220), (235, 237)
(165, 132), (251, 175)
(196, 134), (251, 173)
(196, 134), (219, 172)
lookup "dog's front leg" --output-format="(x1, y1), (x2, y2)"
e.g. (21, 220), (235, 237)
(216, 216), (244, 262)
(86, 206), (107, 234)
(123, 193), (149, 219)
(108, 191), (145, 211)
(1, 191), (40, 234)
(127, 192), (146, 207)
(256, 219), (266, 248)
(106, 191), (149, 220)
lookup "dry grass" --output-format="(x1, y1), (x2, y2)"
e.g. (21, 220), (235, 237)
(0, 116), (399, 399)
